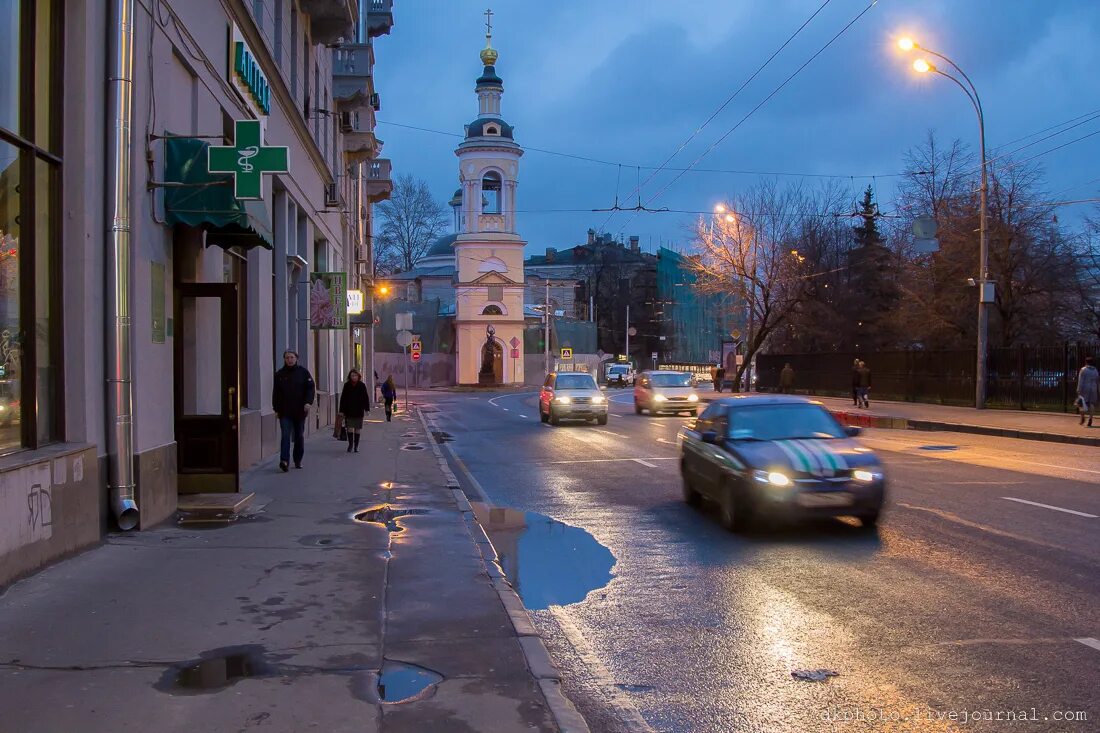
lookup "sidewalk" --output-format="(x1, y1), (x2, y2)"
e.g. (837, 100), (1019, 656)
(704, 392), (1100, 446)
(0, 405), (585, 732)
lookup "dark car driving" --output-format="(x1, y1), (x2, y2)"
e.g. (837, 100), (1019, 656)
(680, 395), (885, 531)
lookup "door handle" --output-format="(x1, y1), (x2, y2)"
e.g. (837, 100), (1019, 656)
(228, 386), (237, 429)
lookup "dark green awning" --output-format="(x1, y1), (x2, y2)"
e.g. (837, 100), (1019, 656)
(163, 135), (273, 250)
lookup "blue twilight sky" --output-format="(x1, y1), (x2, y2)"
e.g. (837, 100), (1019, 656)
(372, 0), (1100, 254)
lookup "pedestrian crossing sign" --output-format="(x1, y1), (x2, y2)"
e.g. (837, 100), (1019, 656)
(561, 348), (573, 360)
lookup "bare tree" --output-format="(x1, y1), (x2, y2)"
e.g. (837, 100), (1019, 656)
(690, 180), (812, 386)
(375, 174), (448, 272)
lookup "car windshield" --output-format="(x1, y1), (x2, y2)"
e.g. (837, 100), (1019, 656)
(608, 366), (628, 374)
(650, 373), (692, 387)
(556, 375), (597, 390)
(727, 404), (846, 441)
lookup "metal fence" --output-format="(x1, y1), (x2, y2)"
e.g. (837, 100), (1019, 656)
(757, 344), (1098, 412)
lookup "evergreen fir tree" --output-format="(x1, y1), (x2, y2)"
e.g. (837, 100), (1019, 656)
(844, 186), (900, 350)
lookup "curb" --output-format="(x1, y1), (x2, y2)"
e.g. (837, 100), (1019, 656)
(416, 408), (591, 733)
(829, 409), (1100, 447)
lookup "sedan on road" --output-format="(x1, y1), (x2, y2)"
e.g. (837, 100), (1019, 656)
(540, 372), (609, 425)
(680, 395), (885, 531)
(634, 370), (700, 416)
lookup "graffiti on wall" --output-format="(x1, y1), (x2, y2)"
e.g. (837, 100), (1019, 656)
(0, 462), (54, 555)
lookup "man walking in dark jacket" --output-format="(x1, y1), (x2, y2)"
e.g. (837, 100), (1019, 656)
(272, 350), (316, 472)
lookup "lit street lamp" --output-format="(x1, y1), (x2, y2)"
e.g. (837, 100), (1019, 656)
(898, 36), (991, 409)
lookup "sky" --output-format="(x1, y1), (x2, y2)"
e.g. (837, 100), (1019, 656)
(372, 0), (1100, 255)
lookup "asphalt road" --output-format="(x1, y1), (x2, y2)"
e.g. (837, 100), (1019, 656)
(419, 389), (1100, 733)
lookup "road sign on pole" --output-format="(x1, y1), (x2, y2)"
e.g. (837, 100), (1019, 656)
(396, 330), (413, 348)
(560, 347), (573, 360)
(411, 350), (421, 362)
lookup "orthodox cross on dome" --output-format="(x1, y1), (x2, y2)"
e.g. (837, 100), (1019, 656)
(480, 8), (498, 66)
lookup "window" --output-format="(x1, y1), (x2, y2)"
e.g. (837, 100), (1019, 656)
(252, 0), (264, 32)
(481, 171), (501, 214)
(289, 6), (297, 92)
(0, 0), (62, 454)
(274, 0), (283, 65)
(481, 305), (502, 316)
(485, 125), (499, 136)
(555, 374), (597, 390)
(727, 404), (845, 441)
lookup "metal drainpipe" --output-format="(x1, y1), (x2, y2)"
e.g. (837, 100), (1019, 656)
(106, 0), (139, 531)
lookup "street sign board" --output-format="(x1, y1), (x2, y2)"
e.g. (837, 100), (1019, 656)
(509, 336), (520, 349)
(627, 327), (637, 337)
(651, 352), (658, 360)
(411, 350), (421, 362)
(560, 347), (573, 360)
(510, 348), (520, 359)
(396, 312), (413, 331)
(308, 272), (348, 329)
(411, 334), (421, 345)
(410, 342), (422, 355)
(396, 330), (413, 348)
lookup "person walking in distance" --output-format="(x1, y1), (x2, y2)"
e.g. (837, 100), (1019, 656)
(272, 350), (315, 472)
(1077, 356), (1099, 427)
(338, 369), (370, 452)
(381, 375), (397, 422)
(857, 360), (872, 409)
(850, 358), (861, 406)
(779, 363), (795, 394)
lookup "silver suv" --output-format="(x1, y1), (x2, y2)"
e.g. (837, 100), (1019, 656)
(539, 372), (609, 425)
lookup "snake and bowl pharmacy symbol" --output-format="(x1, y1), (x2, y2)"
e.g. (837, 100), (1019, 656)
(207, 120), (289, 200)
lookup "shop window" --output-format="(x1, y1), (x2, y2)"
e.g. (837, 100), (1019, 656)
(0, 0), (62, 454)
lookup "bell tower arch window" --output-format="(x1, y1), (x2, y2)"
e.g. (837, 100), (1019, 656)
(481, 171), (502, 214)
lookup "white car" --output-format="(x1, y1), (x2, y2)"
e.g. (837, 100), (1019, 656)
(634, 370), (700, 416)
(605, 364), (635, 387)
(540, 372), (609, 425)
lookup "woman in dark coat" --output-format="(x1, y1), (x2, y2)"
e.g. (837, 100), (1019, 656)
(338, 369), (370, 452)
(381, 375), (397, 422)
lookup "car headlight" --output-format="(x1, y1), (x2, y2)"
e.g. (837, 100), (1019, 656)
(554, 396), (571, 405)
(591, 395), (605, 404)
(653, 394), (668, 402)
(687, 393), (699, 402)
(852, 469), (882, 482)
(753, 470), (791, 487)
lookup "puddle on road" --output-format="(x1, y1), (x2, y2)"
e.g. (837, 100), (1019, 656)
(400, 443), (426, 451)
(377, 660), (443, 703)
(430, 431), (454, 444)
(353, 505), (431, 533)
(471, 502), (615, 610)
(156, 646), (273, 694)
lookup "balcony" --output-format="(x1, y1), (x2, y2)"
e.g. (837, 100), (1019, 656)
(365, 0), (394, 38)
(365, 158), (392, 203)
(299, 0), (358, 44)
(343, 128), (380, 164)
(333, 43), (374, 111)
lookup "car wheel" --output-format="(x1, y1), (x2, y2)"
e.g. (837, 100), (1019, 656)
(549, 407), (560, 426)
(857, 508), (881, 529)
(540, 406), (549, 424)
(634, 401), (642, 415)
(682, 473), (702, 507)
(720, 482), (754, 533)
(597, 414), (608, 426)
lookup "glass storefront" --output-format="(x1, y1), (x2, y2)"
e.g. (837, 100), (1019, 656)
(0, 0), (61, 454)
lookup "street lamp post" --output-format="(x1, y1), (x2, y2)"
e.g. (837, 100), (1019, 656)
(900, 37), (991, 409)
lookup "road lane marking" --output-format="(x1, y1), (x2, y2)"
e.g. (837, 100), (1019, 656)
(543, 457), (676, 465)
(549, 607), (657, 733)
(632, 458), (658, 468)
(595, 429), (627, 438)
(1001, 497), (1097, 518)
(488, 392), (539, 408)
(519, 414), (529, 419)
(502, 408), (509, 411)
(895, 502), (1065, 550)
(657, 438), (678, 445)
(1075, 638), (1100, 653)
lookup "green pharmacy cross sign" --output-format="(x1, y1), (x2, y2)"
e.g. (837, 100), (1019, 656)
(207, 119), (289, 200)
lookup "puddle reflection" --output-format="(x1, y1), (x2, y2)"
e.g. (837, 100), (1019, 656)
(471, 503), (615, 610)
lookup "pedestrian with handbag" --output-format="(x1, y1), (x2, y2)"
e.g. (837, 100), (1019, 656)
(338, 369), (370, 452)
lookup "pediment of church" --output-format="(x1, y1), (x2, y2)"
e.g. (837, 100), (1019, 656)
(466, 270), (520, 286)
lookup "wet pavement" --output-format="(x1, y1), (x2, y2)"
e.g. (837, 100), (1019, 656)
(422, 388), (1100, 733)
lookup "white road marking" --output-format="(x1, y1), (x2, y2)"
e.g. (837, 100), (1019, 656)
(1001, 497), (1098, 518)
(502, 408), (510, 411)
(632, 458), (658, 468)
(543, 457), (676, 465)
(657, 438), (678, 445)
(1075, 637), (1100, 653)
(549, 606), (657, 733)
(519, 414), (529, 419)
(595, 429), (627, 439)
(488, 391), (539, 408)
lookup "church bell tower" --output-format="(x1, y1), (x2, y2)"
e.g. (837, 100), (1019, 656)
(453, 10), (527, 386)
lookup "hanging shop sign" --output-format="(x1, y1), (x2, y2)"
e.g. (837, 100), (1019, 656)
(309, 272), (349, 330)
(347, 289), (365, 315)
(208, 119), (288, 200)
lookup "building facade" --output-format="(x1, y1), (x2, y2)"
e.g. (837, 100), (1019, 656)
(0, 0), (394, 586)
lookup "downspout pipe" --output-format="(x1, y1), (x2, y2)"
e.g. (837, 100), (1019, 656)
(106, 0), (139, 530)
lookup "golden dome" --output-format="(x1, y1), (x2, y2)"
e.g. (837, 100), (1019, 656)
(480, 44), (498, 66)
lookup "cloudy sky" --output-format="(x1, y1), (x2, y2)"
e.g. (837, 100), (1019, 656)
(372, 0), (1100, 254)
